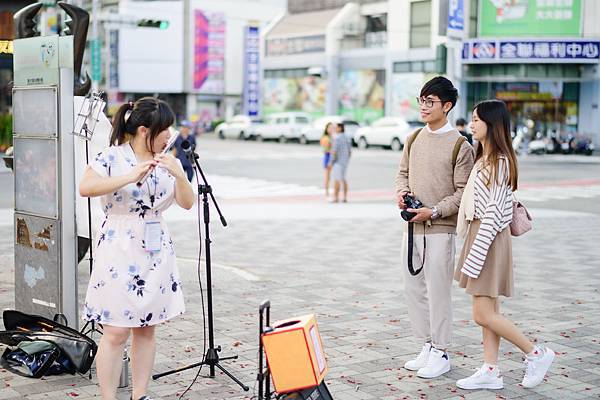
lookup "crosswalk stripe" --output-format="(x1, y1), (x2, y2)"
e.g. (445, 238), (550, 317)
(202, 175), (600, 202)
(204, 174), (322, 199)
(200, 150), (399, 162)
(202, 173), (600, 202)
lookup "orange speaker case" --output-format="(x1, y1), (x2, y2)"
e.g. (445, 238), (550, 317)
(262, 314), (328, 394)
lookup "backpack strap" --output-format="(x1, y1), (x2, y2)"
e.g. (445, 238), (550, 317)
(452, 136), (467, 167)
(405, 128), (423, 158)
(407, 128), (466, 168)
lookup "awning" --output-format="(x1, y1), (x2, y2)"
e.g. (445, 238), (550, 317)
(266, 9), (341, 57)
(268, 9), (340, 39)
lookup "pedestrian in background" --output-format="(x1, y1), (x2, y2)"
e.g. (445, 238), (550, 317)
(320, 122), (334, 198)
(79, 97), (194, 400)
(395, 76), (474, 379)
(455, 100), (554, 390)
(456, 117), (473, 145)
(329, 123), (351, 203)
(173, 120), (195, 182)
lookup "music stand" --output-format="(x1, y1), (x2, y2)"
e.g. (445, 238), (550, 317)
(74, 92), (105, 344)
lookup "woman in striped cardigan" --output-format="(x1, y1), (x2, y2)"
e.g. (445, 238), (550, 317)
(454, 100), (554, 390)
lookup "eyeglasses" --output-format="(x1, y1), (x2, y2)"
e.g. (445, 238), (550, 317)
(416, 97), (443, 108)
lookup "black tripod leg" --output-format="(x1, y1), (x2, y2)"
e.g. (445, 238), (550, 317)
(218, 355), (238, 362)
(152, 361), (203, 380)
(214, 363), (250, 391)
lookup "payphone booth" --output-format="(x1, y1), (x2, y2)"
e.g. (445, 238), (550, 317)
(12, 34), (77, 326)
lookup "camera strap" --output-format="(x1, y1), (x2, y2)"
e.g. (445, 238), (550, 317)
(407, 222), (426, 276)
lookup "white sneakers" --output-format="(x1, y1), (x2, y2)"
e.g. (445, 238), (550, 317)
(457, 364), (504, 390)
(404, 343), (432, 371)
(404, 343), (451, 378)
(418, 348), (451, 378)
(522, 346), (555, 388)
(456, 346), (555, 391)
(407, 343), (554, 389)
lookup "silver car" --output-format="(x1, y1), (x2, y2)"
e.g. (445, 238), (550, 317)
(215, 115), (262, 140)
(252, 112), (313, 142)
(299, 116), (361, 145)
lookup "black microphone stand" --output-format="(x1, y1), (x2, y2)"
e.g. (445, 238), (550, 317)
(152, 144), (249, 392)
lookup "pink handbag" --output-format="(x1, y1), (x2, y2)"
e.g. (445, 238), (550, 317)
(510, 200), (532, 236)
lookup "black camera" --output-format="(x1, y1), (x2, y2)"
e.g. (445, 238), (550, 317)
(401, 194), (423, 221)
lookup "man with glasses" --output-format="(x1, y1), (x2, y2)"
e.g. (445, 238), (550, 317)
(394, 76), (474, 378)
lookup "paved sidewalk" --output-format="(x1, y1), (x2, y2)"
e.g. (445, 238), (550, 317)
(0, 202), (598, 399)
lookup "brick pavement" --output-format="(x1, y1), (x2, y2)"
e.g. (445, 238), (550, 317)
(0, 203), (598, 399)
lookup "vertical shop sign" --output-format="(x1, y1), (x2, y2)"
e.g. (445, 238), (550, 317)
(243, 26), (260, 117)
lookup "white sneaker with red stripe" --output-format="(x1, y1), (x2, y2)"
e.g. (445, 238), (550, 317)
(457, 363), (504, 390)
(522, 345), (555, 388)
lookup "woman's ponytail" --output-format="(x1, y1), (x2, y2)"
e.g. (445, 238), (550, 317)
(109, 101), (134, 146)
(108, 98), (174, 151)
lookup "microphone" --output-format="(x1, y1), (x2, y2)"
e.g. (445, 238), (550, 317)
(180, 139), (196, 161)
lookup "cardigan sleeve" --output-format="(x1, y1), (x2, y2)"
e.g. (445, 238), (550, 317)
(461, 159), (513, 279)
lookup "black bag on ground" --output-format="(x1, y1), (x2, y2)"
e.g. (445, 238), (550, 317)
(0, 310), (98, 377)
(1, 340), (62, 378)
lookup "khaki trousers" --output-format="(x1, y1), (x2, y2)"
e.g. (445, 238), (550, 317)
(401, 232), (455, 349)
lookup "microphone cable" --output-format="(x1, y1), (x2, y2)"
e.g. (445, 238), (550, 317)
(178, 150), (208, 400)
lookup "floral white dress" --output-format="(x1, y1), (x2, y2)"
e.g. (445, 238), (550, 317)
(82, 143), (185, 328)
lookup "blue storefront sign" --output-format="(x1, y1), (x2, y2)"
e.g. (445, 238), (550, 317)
(462, 39), (600, 64)
(243, 26), (260, 117)
(448, 0), (464, 36)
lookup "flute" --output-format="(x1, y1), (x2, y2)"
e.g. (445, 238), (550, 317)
(136, 130), (180, 187)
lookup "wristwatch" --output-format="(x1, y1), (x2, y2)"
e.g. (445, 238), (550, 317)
(431, 206), (441, 220)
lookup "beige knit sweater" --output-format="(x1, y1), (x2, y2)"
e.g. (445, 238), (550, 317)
(394, 127), (474, 234)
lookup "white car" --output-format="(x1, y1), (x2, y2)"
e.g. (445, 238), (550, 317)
(215, 115), (262, 140)
(299, 116), (361, 145)
(354, 117), (421, 151)
(252, 112), (312, 142)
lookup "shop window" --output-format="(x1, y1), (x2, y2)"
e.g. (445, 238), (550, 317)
(410, 61), (424, 71)
(423, 60), (436, 72)
(504, 64), (522, 77)
(563, 83), (579, 101)
(410, 1), (431, 48)
(562, 65), (580, 78)
(546, 64), (563, 78)
(364, 13), (388, 48)
(366, 14), (387, 32)
(475, 65), (490, 77)
(265, 69), (308, 79)
(393, 62), (410, 73)
(525, 64), (547, 78)
(394, 60), (437, 73)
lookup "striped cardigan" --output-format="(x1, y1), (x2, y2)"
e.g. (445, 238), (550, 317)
(461, 157), (513, 279)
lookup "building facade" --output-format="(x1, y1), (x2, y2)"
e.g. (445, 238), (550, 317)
(460, 0), (600, 145)
(111, 0), (285, 127)
(262, 0), (600, 145)
(261, 0), (458, 125)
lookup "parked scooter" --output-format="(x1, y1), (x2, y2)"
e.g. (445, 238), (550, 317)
(527, 132), (547, 155)
(574, 137), (595, 155)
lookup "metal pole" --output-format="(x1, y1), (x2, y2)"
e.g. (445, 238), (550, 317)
(91, 0), (99, 92)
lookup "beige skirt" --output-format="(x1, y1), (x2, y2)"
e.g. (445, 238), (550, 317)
(454, 219), (514, 298)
